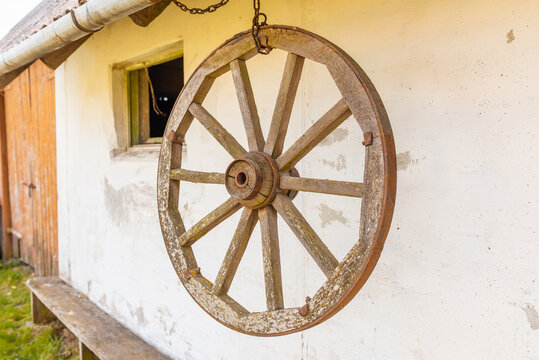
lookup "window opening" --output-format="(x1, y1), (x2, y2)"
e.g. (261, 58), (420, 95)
(129, 56), (184, 145)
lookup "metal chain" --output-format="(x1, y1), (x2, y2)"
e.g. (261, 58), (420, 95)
(252, 0), (270, 54)
(171, 0), (230, 14)
(171, 0), (270, 54)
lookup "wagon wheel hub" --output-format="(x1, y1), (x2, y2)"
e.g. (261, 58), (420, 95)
(225, 152), (280, 209)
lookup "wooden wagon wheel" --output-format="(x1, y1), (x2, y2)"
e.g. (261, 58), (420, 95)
(158, 25), (396, 336)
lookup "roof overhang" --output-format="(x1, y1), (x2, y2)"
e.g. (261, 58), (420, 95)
(0, 0), (164, 87)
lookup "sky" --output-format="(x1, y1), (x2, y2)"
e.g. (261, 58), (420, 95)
(0, 0), (42, 39)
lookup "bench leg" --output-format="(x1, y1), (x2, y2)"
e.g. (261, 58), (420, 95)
(31, 293), (55, 324)
(79, 341), (100, 360)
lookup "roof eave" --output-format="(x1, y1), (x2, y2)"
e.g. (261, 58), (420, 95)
(0, 0), (162, 85)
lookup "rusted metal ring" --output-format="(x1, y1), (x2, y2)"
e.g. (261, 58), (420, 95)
(70, 10), (103, 33)
(285, 167), (300, 200)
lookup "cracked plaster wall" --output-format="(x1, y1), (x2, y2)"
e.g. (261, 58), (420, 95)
(55, 0), (539, 359)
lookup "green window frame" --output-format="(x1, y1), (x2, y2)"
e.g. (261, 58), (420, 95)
(127, 50), (183, 146)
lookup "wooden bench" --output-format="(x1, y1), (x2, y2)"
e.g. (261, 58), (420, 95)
(27, 277), (170, 360)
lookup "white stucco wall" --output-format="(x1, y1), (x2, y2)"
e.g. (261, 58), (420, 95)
(56, 0), (539, 359)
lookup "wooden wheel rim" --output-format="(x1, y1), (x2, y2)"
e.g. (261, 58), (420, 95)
(157, 25), (397, 336)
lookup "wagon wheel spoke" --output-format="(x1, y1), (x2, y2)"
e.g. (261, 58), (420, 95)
(264, 53), (305, 157)
(230, 59), (265, 152)
(272, 193), (339, 278)
(170, 169), (225, 184)
(189, 103), (247, 159)
(276, 98), (351, 172)
(259, 206), (284, 311)
(280, 175), (364, 198)
(179, 197), (242, 247)
(212, 208), (258, 295)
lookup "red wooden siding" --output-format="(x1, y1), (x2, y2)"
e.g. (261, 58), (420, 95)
(2, 60), (58, 276)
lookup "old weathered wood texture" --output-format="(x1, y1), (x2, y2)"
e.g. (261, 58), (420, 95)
(276, 98), (352, 172)
(179, 197), (242, 247)
(40, 35), (91, 70)
(264, 53), (304, 158)
(129, 0), (172, 27)
(212, 208), (258, 295)
(272, 193), (338, 278)
(259, 206), (284, 311)
(27, 277), (170, 360)
(189, 103), (247, 159)
(157, 26), (397, 336)
(0, 92), (12, 260)
(138, 69), (150, 143)
(31, 292), (55, 324)
(79, 342), (100, 360)
(279, 175), (364, 198)
(170, 169), (225, 184)
(0, 67), (27, 90)
(230, 59), (265, 152)
(3, 61), (58, 276)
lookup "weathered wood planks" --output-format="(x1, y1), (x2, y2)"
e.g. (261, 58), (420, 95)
(27, 277), (170, 360)
(280, 176), (364, 198)
(179, 197), (242, 247)
(264, 53), (305, 158)
(272, 193), (338, 278)
(230, 59), (265, 152)
(170, 169), (225, 184)
(212, 208), (258, 295)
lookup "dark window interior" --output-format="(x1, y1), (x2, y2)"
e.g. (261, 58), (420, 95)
(147, 57), (184, 138)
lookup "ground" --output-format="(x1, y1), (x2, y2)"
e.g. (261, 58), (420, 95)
(0, 260), (78, 359)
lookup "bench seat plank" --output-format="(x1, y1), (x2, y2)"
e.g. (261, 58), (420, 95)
(27, 277), (170, 360)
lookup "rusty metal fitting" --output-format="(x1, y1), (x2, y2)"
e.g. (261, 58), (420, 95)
(183, 269), (191, 280)
(183, 267), (201, 280)
(299, 297), (311, 317)
(285, 167), (300, 200)
(299, 303), (309, 317)
(362, 132), (373, 146)
(167, 130), (184, 144)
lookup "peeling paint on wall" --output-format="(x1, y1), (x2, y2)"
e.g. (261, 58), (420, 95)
(158, 306), (177, 336)
(397, 151), (421, 171)
(99, 294), (108, 308)
(521, 304), (539, 330)
(131, 306), (148, 326)
(320, 128), (349, 146)
(506, 29), (515, 43)
(321, 154), (347, 171)
(318, 203), (349, 228)
(103, 178), (154, 226)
